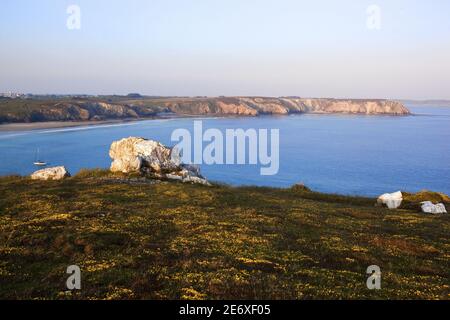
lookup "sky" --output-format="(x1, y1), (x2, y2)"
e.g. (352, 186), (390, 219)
(1, 0), (450, 99)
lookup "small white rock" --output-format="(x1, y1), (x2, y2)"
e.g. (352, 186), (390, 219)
(31, 166), (71, 181)
(420, 201), (447, 214)
(377, 191), (403, 209)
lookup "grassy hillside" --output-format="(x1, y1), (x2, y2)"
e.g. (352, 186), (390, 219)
(0, 97), (163, 123)
(0, 172), (448, 300)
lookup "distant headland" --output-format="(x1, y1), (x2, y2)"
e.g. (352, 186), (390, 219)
(0, 95), (410, 126)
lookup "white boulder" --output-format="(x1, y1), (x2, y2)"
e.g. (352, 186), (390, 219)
(377, 191), (403, 209)
(109, 137), (210, 185)
(110, 137), (180, 174)
(31, 166), (71, 181)
(420, 201), (447, 214)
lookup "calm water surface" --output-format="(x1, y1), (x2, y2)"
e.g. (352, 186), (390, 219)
(0, 106), (449, 197)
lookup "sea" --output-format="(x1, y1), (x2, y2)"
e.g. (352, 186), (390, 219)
(0, 105), (449, 197)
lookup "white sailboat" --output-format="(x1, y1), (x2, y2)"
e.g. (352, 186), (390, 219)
(33, 148), (47, 166)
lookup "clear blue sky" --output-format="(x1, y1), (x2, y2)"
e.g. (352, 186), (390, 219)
(1, 0), (449, 99)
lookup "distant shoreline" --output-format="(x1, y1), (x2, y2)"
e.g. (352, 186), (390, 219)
(0, 118), (146, 132)
(0, 110), (418, 132)
(0, 96), (411, 126)
(0, 111), (412, 132)
(0, 114), (229, 132)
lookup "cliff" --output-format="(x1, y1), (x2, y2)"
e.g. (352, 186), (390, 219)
(165, 97), (410, 116)
(0, 96), (410, 124)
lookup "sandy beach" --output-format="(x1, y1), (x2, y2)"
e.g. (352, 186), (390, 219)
(0, 114), (243, 132)
(0, 118), (158, 132)
(0, 120), (119, 132)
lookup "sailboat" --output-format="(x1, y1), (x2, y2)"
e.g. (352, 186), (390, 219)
(33, 148), (47, 166)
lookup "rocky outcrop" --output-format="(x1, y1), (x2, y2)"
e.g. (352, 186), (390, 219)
(377, 191), (403, 209)
(31, 166), (71, 180)
(109, 137), (210, 185)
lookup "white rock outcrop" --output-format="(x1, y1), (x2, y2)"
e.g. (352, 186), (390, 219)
(109, 137), (210, 185)
(110, 137), (181, 173)
(420, 201), (447, 214)
(31, 166), (71, 181)
(377, 191), (403, 209)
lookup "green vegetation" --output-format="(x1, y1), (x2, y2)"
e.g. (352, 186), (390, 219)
(0, 172), (449, 300)
(0, 97), (166, 123)
(0, 96), (214, 123)
(0, 98), (58, 122)
(402, 191), (450, 211)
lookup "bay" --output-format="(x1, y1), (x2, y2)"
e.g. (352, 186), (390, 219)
(0, 105), (449, 197)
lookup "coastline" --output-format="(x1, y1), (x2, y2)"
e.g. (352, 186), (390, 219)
(0, 111), (412, 133)
(0, 97), (411, 130)
(0, 118), (157, 132)
(0, 114), (250, 132)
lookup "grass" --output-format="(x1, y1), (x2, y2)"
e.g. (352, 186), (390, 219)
(0, 96), (199, 123)
(401, 190), (450, 211)
(0, 97), (160, 123)
(0, 173), (449, 300)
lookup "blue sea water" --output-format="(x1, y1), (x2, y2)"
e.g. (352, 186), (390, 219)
(0, 105), (449, 197)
